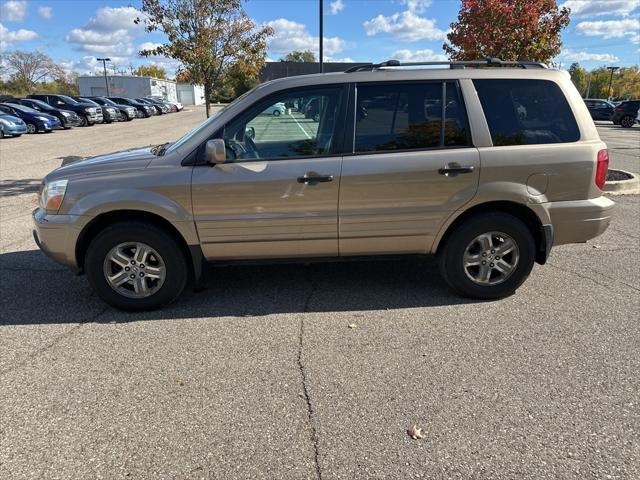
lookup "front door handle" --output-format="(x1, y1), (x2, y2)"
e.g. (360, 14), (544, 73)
(438, 164), (475, 176)
(297, 173), (334, 185)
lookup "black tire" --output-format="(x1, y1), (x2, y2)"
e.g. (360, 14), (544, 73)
(273, 110), (281, 117)
(620, 115), (634, 128)
(313, 113), (320, 122)
(0, 129), (3, 138)
(438, 212), (536, 299)
(26, 123), (37, 134)
(85, 222), (188, 311)
(78, 114), (88, 127)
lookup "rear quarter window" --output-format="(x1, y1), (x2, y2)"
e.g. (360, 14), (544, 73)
(473, 79), (580, 146)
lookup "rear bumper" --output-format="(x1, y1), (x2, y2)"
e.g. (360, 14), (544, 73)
(546, 196), (615, 246)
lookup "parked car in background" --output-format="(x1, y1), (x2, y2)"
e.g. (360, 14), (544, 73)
(0, 113), (27, 137)
(108, 97), (154, 118)
(583, 98), (615, 121)
(304, 97), (321, 121)
(27, 94), (102, 126)
(0, 103), (61, 133)
(263, 102), (286, 116)
(141, 97), (172, 114)
(135, 98), (165, 115)
(74, 97), (121, 123)
(148, 96), (183, 111)
(86, 97), (136, 122)
(611, 100), (640, 128)
(9, 98), (81, 129)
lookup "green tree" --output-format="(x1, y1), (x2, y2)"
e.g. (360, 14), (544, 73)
(280, 50), (316, 62)
(569, 62), (587, 96)
(134, 65), (168, 79)
(444, 0), (571, 63)
(137, 0), (273, 117)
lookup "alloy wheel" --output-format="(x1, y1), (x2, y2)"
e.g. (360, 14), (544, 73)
(621, 115), (634, 128)
(463, 231), (520, 286)
(103, 242), (166, 299)
(26, 123), (36, 134)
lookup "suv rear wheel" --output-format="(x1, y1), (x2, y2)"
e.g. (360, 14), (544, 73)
(85, 222), (188, 311)
(439, 213), (535, 299)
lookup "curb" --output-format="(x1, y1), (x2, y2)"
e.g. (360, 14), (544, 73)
(605, 170), (640, 195)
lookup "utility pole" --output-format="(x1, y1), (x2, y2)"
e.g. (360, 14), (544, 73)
(606, 66), (619, 100)
(97, 57), (111, 96)
(319, 0), (323, 73)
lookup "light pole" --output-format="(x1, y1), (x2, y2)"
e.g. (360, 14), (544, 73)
(606, 66), (619, 100)
(97, 57), (111, 96)
(319, 0), (323, 72)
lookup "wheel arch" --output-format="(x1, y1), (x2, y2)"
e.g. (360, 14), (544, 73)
(75, 209), (204, 281)
(433, 201), (550, 265)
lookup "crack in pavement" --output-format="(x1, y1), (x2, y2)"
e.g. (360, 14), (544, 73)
(547, 262), (640, 293)
(297, 271), (322, 480)
(0, 306), (109, 377)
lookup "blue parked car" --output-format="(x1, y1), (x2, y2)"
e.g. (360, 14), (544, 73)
(0, 103), (61, 133)
(0, 113), (28, 138)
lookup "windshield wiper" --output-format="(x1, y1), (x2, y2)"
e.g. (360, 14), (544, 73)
(151, 142), (172, 156)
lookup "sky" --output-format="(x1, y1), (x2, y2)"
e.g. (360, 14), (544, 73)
(1, 0), (638, 77)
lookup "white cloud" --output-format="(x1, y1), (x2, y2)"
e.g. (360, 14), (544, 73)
(403, 0), (432, 13)
(266, 18), (346, 56)
(364, 10), (446, 42)
(329, 0), (344, 15)
(38, 6), (53, 19)
(575, 18), (640, 39)
(561, 1), (638, 17)
(138, 41), (164, 53)
(392, 48), (447, 62)
(557, 49), (620, 63)
(0, 22), (38, 49)
(65, 7), (146, 58)
(0, 1), (27, 22)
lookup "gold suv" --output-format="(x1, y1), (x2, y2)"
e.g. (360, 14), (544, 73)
(33, 59), (615, 310)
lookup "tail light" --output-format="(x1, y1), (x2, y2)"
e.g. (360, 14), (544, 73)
(595, 149), (609, 190)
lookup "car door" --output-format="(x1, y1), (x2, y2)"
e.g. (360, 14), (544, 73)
(338, 81), (479, 255)
(191, 85), (347, 260)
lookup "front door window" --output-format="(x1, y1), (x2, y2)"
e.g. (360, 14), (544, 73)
(222, 87), (343, 161)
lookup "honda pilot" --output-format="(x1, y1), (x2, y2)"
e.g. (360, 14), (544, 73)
(33, 59), (615, 311)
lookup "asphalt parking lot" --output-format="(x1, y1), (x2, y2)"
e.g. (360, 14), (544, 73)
(1, 109), (639, 479)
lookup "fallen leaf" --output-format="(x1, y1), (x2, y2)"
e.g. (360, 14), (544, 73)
(407, 425), (424, 440)
(592, 245), (601, 249)
(348, 323), (357, 329)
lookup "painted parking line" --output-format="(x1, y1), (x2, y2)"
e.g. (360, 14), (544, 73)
(288, 112), (312, 139)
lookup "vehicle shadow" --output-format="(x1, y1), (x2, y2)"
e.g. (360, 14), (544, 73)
(0, 179), (40, 197)
(0, 249), (478, 326)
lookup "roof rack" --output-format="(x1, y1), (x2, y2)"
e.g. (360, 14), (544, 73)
(344, 58), (547, 73)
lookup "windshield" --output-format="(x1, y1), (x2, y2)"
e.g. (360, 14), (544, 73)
(165, 87), (257, 155)
(80, 98), (98, 106)
(6, 103), (39, 113)
(58, 95), (79, 104)
(26, 99), (52, 110)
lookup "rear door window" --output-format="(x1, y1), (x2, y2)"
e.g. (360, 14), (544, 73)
(473, 79), (580, 146)
(354, 81), (469, 153)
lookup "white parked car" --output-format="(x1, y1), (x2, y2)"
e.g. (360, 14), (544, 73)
(263, 102), (286, 116)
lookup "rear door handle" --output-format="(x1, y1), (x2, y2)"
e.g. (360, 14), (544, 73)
(438, 164), (475, 176)
(297, 174), (334, 185)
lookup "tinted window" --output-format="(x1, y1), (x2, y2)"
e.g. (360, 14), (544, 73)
(354, 81), (468, 153)
(474, 79), (579, 146)
(223, 87), (343, 161)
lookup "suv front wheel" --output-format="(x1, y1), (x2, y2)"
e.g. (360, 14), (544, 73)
(439, 213), (535, 299)
(85, 222), (188, 311)
(620, 115), (635, 128)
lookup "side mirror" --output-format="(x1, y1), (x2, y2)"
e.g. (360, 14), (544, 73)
(205, 138), (226, 164)
(245, 126), (255, 140)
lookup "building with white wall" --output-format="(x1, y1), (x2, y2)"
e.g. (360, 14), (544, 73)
(177, 84), (205, 105)
(78, 75), (178, 102)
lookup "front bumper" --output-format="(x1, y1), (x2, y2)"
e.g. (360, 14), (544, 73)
(32, 207), (85, 272)
(4, 124), (27, 135)
(546, 196), (615, 246)
(86, 113), (103, 123)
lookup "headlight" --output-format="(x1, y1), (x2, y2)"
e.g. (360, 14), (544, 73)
(36, 116), (49, 121)
(0, 118), (13, 127)
(84, 107), (96, 113)
(61, 111), (71, 117)
(41, 179), (68, 212)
